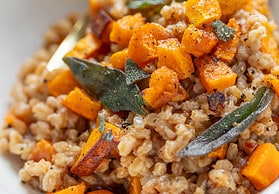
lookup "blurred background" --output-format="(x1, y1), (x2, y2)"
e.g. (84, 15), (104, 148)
(0, 1), (86, 193)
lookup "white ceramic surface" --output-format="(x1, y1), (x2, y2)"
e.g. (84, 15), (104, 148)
(0, 1), (279, 193)
(0, 1), (86, 193)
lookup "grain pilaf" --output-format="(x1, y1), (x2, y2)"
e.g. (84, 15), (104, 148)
(1, 0), (279, 193)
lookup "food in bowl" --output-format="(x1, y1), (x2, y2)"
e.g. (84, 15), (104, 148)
(1, 0), (279, 193)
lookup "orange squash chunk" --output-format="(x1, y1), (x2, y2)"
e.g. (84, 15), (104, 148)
(29, 139), (55, 162)
(47, 70), (81, 97)
(49, 182), (86, 194)
(264, 74), (279, 96)
(65, 32), (102, 59)
(110, 13), (145, 46)
(143, 66), (188, 109)
(3, 110), (28, 131)
(208, 143), (228, 159)
(129, 176), (142, 194)
(185, 0), (222, 27)
(214, 18), (241, 63)
(87, 190), (113, 194)
(157, 38), (194, 79)
(62, 87), (101, 121)
(128, 23), (172, 67)
(70, 122), (120, 176)
(182, 24), (219, 57)
(194, 56), (237, 92)
(218, 0), (248, 15)
(241, 143), (279, 190)
(89, 0), (101, 14)
(109, 49), (128, 70)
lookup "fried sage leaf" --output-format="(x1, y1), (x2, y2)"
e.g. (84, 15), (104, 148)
(125, 58), (150, 85)
(211, 20), (234, 42)
(177, 86), (274, 157)
(128, 0), (167, 9)
(63, 57), (146, 114)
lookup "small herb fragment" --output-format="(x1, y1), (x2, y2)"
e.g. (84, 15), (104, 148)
(63, 57), (146, 114)
(99, 111), (105, 133)
(211, 20), (234, 42)
(103, 131), (114, 141)
(125, 58), (150, 85)
(177, 86), (274, 157)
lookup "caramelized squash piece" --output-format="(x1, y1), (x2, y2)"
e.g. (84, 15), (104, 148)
(29, 139), (55, 162)
(70, 122), (120, 176)
(62, 87), (101, 121)
(185, 0), (222, 27)
(89, 0), (101, 14)
(143, 66), (188, 109)
(109, 49), (128, 70)
(3, 110), (28, 134)
(218, 0), (248, 15)
(157, 38), (194, 79)
(47, 70), (81, 97)
(244, 0), (270, 16)
(65, 32), (102, 59)
(208, 143), (228, 159)
(87, 190), (113, 194)
(90, 9), (114, 44)
(129, 176), (142, 194)
(128, 23), (172, 67)
(264, 74), (279, 96)
(49, 182), (86, 194)
(213, 18), (241, 63)
(182, 24), (219, 57)
(241, 143), (279, 190)
(194, 56), (237, 92)
(110, 13), (145, 46)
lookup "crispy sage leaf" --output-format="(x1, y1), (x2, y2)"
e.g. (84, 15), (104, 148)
(177, 86), (274, 157)
(211, 20), (234, 42)
(128, 0), (168, 9)
(125, 58), (150, 85)
(63, 57), (146, 115)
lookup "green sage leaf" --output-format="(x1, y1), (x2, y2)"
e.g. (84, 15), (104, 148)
(63, 57), (146, 115)
(177, 86), (274, 157)
(211, 20), (234, 42)
(128, 0), (169, 9)
(125, 58), (150, 85)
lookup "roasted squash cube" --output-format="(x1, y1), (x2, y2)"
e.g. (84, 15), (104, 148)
(143, 66), (188, 108)
(128, 23), (172, 67)
(182, 24), (219, 57)
(241, 143), (279, 190)
(110, 13), (145, 46)
(47, 70), (81, 97)
(157, 38), (194, 79)
(50, 182), (86, 194)
(65, 32), (102, 59)
(109, 49), (128, 70)
(29, 139), (55, 162)
(185, 0), (222, 27)
(62, 87), (101, 121)
(70, 122), (120, 176)
(194, 56), (237, 92)
(218, 0), (248, 15)
(213, 18), (241, 63)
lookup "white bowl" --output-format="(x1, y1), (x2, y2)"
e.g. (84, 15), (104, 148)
(0, 1), (86, 193)
(0, 0), (279, 193)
